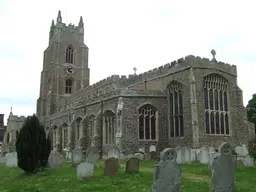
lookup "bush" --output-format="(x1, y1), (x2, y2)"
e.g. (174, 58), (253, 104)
(16, 115), (51, 173)
(248, 137), (256, 160)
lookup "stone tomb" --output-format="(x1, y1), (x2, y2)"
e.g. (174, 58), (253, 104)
(86, 146), (100, 168)
(125, 156), (140, 173)
(152, 148), (181, 192)
(77, 162), (94, 180)
(209, 142), (236, 191)
(104, 157), (119, 176)
(48, 150), (64, 168)
(71, 148), (84, 167)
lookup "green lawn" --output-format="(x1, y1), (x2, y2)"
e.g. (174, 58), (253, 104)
(0, 160), (255, 192)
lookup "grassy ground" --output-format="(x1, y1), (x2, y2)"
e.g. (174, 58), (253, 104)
(0, 160), (255, 192)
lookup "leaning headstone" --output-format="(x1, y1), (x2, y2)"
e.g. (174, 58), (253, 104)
(209, 142), (236, 191)
(48, 150), (64, 168)
(77, 162), (94, 180)
(86, 146), (100, 168)
(135, 153), (144, 160)
(104, 157), (119, 176)
(71, 148), (84, 167)
(126, 156), (140, 173)
(152, 148), (181, 192)
(5, 152), (17, 167)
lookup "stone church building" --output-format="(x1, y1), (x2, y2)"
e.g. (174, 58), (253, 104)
(2, 11), (255, 155)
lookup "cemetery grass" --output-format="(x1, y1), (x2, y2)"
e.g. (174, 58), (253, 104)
(0, 161), (256, 192)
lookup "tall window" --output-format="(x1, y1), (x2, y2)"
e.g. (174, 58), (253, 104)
(65, 79), (72, 94)
(89, 114), (96, 138)
(63, 127), (68, 149)
(138, 104), (157, 140)
(204, 74), (229, 135)
(65, 46), (73, 64)
(76, 118), (82, 141)
(168, 82), (184, 137)
(104, 110), (115, 144)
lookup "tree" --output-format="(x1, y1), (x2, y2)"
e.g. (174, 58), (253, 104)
(246, 94), (256, 133)
(16, 115), (51, 173)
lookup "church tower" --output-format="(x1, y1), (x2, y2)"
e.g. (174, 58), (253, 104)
(37, 10), (90, 118)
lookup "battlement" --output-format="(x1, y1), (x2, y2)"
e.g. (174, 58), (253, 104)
(55, 54), (238, 110)
(9, 115), (27, 122)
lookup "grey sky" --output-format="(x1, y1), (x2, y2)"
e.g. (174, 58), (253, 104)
(0, 0), (255, 124)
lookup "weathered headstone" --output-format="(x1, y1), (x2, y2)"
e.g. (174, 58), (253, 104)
(48, 150), (64, 168)
(209, 142), (236, 192)
(126, 156), (140, 173)
(200, 146), (209, 164)
(86, 146), (99, 168)
(104, 157), (119, 176)
(152, 148), (181, 192)
(135, 153), (144, 160)
(107, 145), (120, 159)
(5, 152), (17, 167)
(150, 151), (158, 161)
(144, 153), (151, 160)
(243, 156), (254, 167)
(71, 148), (84, 167)
(77, 162), (94, 180)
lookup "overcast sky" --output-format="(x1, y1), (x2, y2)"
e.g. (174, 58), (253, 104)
(0, 0), (255, 124)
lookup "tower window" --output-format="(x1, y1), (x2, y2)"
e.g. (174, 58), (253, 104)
(204, 74), (230, 135)
(65, 79), (72, 94)
(65, 46), (73, 64)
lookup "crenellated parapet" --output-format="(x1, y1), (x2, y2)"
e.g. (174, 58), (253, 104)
(54, 54), (237, 114)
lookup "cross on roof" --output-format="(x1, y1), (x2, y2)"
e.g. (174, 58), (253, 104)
(133, 67), (137, 75)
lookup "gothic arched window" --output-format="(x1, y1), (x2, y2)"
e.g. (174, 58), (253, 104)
(62, 124), (68, 149)
(204, 74), (229, 135)
(168, 82), (184, 137)
(89, 114), (96, 138)
(65, 79), (72, 94)
(138, 104), (157, 140)
(104, 110), (115, 144)
(65, 46), (73, 64)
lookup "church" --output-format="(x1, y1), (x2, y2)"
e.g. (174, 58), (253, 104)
(2, 11), (255, 155)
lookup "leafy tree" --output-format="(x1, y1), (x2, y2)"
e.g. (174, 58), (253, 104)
(16, 115), (50, 173)
(248, 137), (256, 160)
(246, 94), (256, 133)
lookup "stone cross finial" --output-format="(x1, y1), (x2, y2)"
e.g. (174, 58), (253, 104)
(133, 67), (137, 75)
(211, 49), (217, 61)
(10, 107), (12, 113)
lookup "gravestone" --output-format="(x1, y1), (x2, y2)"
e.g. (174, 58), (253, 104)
(104, 157), (119, 176)
(77, 162), (94, 180)
(126, 156), (140, 173)
(107, 145), (120, 159)
(71, 148), (84, 167)
(86, 146), (100, 168)
(209, 142), (236, 192)
(150, 151), (158, 161)
(243, 156), (254, 167)
(200, 146), (209, 164)
(48, 150), (64, 168)
(152, 148), (181, 192)
(135, 153), (144, 160)
(5, 152), (17, 167)
(144, 153), (151, 160)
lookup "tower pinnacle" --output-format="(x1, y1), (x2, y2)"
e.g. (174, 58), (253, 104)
(57, 10), (62, 23)
(79, 16), (84, 28)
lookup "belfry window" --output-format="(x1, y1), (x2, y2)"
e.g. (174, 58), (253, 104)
(204, 74), (229, 135)
(138, 104), (157, 140)
(65, 79), (72, 94)
(168, 82), (184, 137)
(65, 46), (73, 64)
